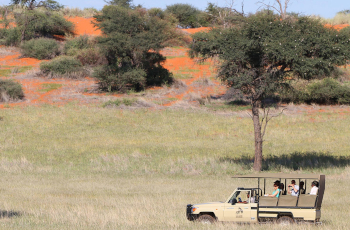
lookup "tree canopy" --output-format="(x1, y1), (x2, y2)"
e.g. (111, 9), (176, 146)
(165, 3), (207, 28)
(93, 5), (174, 92)
(11, 0), (63, 10)
(190, 12), (350, 171)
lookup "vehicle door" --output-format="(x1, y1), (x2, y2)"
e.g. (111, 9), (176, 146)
(224, 190), (252, 222)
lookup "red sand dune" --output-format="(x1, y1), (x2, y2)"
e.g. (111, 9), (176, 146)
(66, 17), (210, 36)
(66, 17), (102, 36)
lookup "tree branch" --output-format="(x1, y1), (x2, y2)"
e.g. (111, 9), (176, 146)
(261, 107), (286, 139)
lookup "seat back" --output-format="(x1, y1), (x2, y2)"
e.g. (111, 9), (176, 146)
(259, 197), (278, 207)
(297, 195), (317, 207)
(278, 195), (298, 207)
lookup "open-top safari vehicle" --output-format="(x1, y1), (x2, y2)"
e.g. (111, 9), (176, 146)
(186, 173), (325, 224)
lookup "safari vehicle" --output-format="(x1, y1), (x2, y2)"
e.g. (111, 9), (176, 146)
(186, 173), (325, 224)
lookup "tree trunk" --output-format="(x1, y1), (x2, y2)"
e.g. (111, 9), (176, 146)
(252, 100), (263, 171)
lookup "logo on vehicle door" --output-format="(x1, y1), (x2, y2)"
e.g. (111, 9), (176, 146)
(236, 207), (243, 218)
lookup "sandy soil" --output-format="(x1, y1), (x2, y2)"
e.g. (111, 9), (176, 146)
(0, 18), (225, 109)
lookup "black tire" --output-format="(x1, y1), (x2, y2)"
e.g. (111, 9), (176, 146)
(197, 214), (216, 224)
(277, 216), (294, 225)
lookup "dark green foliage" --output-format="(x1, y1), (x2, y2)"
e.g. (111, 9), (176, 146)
(39, 56), (84, 78)
(165, 4), (202, 28)
(280, 78), (350, 104)
(93, 5), (173, 92)
(190, 13), (350, 104)
(0, 28), (21, 46)
(15, 10), (74, 41)
(21, 38), (59, 59)
(0, 79), (24, 102)
(1, 2), (74, 46)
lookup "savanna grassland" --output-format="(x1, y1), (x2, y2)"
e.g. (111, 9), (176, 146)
(0, 104), (349, 229)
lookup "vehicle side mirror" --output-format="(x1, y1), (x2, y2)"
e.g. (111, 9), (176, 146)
(231, 198), (237, 205)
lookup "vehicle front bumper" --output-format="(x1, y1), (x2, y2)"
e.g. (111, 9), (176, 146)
(186, 204), (197, 221)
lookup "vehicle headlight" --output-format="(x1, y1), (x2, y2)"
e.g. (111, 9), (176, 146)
(192, 207), (198, 213)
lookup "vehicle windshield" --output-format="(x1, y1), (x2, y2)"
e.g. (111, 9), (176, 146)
(228, 190), (249, 203)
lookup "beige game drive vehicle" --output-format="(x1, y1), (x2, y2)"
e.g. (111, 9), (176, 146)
(186, 173), (325, 224)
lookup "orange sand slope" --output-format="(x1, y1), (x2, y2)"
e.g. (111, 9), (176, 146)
(181, 27), (210, 34)
(66, 17), (102, 36)
(324, 24), (349, 31)
(66, 17), (210, 36)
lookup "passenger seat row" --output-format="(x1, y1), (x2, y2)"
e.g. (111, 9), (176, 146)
(259, 195), (317, 207)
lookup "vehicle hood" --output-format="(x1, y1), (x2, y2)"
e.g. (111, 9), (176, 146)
(194, 202), (224, 206)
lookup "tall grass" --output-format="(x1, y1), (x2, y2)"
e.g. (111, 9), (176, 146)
(0, 105), (349, 229)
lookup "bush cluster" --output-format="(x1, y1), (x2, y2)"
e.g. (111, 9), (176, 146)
(64, 35), (94, 55)
(39, 56), (85, 78)
(75, 48), (107, 67)
(0, 28), (21, 46)
(21, 38), (60, 60)
(280, 78), (350, 105)
(0, 79), (24, 102)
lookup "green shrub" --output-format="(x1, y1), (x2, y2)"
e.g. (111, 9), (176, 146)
(64, 35), (94, 56)
(75, 48), (107, 67)
(307, 78), (350, 104)
(0, 79), (24, 102)
(165, 3), (202, 28)
(280, 78), (350, 105)
(16, 10), (74, 42)
(21, 38), (60, 60)
(39, 56), (85, 78)
(0, 28), (21, 46)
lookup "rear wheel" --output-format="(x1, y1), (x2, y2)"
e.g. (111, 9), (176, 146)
(277, 216), (294, 225)
(197, 214), (216, 224)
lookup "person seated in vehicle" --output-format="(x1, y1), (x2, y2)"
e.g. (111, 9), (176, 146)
(265, 182), (280, 198)
(244, 192), (255, 203)
(299, 181), (305, 194)
(288, 180), (299, 196)
(279, 183), (286, 195)
(310, 181), (319, 195)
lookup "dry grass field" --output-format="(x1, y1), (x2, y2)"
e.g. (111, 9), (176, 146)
(0, 104), (349, 229)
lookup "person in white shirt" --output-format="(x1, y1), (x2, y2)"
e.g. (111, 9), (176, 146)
(288, 180), (299, 196)
(310, 181), (319, 195)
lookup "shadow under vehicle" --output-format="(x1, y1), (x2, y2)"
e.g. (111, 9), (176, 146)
(186, 173), (325, 225)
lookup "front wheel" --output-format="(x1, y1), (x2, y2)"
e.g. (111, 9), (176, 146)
(197, 214), (216, 224)
(277, 216), (294, 225)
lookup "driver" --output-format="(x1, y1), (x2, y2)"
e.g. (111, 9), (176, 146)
(238, 192), (255, 203)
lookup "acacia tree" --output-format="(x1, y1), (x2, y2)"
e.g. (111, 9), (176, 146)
(190, 13), (350, 171)
(11, 0), (62, 10)
(165, 4), (202, 28)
